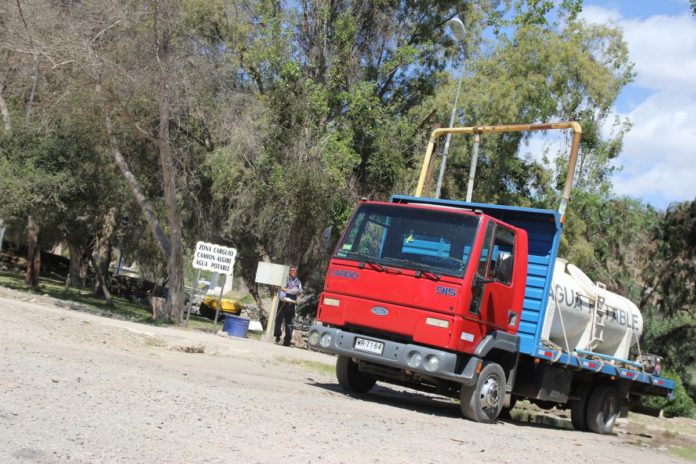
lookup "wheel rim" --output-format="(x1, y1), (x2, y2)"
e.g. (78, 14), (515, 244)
(480, 375), (501, 411)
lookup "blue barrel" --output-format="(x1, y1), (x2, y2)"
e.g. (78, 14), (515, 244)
(223, 315), (250, 338)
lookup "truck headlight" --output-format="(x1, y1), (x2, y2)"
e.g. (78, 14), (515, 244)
(320, 333), (332, 348)
(424, 355), (440, 372)
(308, 330), (320, 346)
(407, 351), (422, 368)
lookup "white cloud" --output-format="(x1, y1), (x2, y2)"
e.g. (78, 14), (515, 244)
(581, 6), (696, 93)
(581, 5), (622, 24)
(614, 91), (696, 203)
(621, 15), (696, 94)
(580, 6), (696, 207)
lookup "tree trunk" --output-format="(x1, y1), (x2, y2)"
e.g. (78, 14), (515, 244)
(24, 216), (40, 287)
(91, 243), (112, 296)
(79, 251), (90, 288)
(65, 241), (85, 290)
(98, 80), (180, 319)
(92, 208), (116, 301)
(90, 255), (113, 305)
(248, 283), (267, 329)
(156, 9), (185, 323)
(101, 107), (170, 258)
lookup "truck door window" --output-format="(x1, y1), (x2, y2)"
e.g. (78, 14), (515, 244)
(490, 226), (515, 285)
(469, 222), (516, 314)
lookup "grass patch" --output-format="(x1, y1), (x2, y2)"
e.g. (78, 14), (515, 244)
(0, 270), (217, 332)
(628, 412), (696, 438)
(0, 271), (152, 320)
(670, 446), (696, 461)
(247, 331), (263, 341)
(276, 356), (335, 376)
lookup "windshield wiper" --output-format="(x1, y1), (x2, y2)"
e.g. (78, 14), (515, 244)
(414, 268), (441, 281)
(338, 251), (385, 272)
(380, 258), (441, 281)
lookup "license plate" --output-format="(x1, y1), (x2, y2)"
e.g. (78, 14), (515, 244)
(354, 337), (384, 355)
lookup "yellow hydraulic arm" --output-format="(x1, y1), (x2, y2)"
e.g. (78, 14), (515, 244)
(414, 122), (582, 217)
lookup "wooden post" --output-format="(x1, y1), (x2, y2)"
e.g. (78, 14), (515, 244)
(263, 288), (281, 342)
(212, 275), (226, 333)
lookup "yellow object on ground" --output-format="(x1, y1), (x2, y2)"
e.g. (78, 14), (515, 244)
(201, 295), (242, 315)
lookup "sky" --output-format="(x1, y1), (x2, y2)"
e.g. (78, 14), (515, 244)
(580, 0), (696, 209)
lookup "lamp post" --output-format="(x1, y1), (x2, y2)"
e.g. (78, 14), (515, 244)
(434, 17), (466, 199)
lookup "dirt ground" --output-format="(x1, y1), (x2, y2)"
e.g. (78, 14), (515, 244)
(1, 286), (695, 464)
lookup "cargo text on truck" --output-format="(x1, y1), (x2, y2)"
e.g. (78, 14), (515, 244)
(308, 122), (675, 435)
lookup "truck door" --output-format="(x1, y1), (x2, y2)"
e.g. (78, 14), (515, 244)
(469, 222), (518, 332)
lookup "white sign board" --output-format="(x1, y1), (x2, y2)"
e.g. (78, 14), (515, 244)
(192, 241), (237, 275)
(255, 262), (289, 287)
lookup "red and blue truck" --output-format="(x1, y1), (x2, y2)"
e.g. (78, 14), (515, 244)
(308, 122), (674, 434)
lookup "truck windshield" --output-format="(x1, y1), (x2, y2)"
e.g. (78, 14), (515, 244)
(335, 204), (480, 277)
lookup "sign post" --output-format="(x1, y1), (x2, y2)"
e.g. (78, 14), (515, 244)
(255, 262), (289, 342)
(191, 241), (237, 332)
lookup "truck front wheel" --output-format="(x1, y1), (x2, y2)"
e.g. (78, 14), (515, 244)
(336, 355), (376, 393)
(586, 385), (620, 434)
(459, 362), (506, 423)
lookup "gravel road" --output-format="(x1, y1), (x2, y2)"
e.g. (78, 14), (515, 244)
(0, 287), (690, 464)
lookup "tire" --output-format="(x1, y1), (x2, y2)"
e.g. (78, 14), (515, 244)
(570, 383), (592, 431)
(586, 385), (620, 434)
(460, 362), (506, 423)
(336, 355), (376, 393)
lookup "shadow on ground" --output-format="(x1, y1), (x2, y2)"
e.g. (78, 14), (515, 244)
(309, 380), (580, 431)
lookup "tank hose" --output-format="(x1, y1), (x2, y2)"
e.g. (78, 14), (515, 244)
(552, 284), (573, 357)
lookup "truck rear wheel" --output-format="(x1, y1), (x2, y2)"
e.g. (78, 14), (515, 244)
(460, 362), (506, 423)
(586, 385), (619, 434)
(570, 383), (592, 431)
(336, 355), (376, 393)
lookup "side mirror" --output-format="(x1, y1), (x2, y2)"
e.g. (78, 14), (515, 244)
(321, 226), (333, 255)
(496, 252), (514, 284)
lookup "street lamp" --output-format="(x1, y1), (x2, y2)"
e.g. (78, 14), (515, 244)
(434, 17), (466, 199)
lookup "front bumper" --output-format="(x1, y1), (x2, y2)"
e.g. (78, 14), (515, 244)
(308, 324), (480, 385)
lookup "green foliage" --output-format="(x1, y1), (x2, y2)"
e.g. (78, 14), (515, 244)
(642, 370), (696, 419)
(639, 201), (696, 402)
(644, 201), (696, 319)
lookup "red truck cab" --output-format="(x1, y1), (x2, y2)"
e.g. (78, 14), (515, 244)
(309, 200), (528, 421)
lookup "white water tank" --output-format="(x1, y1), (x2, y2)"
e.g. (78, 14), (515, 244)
(540, 259), (643, 360)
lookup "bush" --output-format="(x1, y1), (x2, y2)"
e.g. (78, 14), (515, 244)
(642, 370), (696, 418)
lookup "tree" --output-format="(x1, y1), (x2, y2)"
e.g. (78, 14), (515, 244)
(640, 201), (696, 381)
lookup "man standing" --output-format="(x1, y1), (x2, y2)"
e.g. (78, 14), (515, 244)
(274, 265), (303, 346)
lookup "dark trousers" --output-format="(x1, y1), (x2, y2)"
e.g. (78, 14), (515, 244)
(274, 302), (296, 346)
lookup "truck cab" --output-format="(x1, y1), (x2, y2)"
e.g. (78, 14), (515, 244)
(310, 198), (529, 422)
